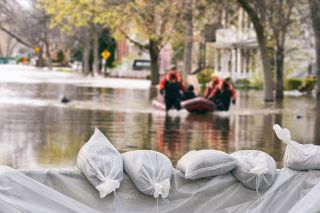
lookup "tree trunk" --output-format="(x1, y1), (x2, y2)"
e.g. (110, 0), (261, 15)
(315, 102), (320, 145)
(0, 25), (32, 48)
(183, 0), (193, 81)
(275, 47), (284, 99)
(44, 40), (52, 70)
(199, 32), (206, 70)
(8, 41), (17, 57)
(82, 39), (90, 75)
(93, 32), (100, 76)
(259, 42), (274, 102)
(5, 37), (12, 57)
(37, 46), (44, 68)
(0, 44), (3, 57)
(309, 0), (320, 99)
(238, 0), (274, 102)
(149, 39), (160, 85)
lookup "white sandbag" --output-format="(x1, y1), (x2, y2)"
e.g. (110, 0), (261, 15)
(231, 150), (276, 190)
(77, 128), (123, 198)
(176, 150), (237, 180)
(273, 124), (320, 170)
(122, 150), (173, 198)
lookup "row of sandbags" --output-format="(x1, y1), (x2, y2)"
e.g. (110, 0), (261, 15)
(76, 125), (320, 200)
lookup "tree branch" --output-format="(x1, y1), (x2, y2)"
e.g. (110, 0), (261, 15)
(159, 2), (183, 49)
(119, 28), (148, 50)
(0, 25), (33, 48)
(237, 0), (265, 43)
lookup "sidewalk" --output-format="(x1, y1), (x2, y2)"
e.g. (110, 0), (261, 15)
(0, 65), (151, 90)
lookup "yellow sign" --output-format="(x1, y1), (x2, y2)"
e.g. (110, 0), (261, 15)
(34, 47), (40, 53)
(101, 50), (111, 59)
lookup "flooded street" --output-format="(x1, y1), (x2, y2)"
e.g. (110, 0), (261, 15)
(0, 65), (319, 169)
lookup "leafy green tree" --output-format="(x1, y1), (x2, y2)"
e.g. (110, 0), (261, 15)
(113, 0), (184, 85)
(98, 30), (116, 68)
(40, 0), (119, 74)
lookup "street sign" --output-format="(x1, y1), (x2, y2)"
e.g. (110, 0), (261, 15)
(101, 50), (111, 59)
(34, 47), (40, 54)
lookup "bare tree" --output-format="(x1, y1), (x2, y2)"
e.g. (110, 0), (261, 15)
(4, 36), (17, 57)
(268, 0), (295, 99)
(309, 0), (320, 99)
(183, 0), (193, 80)
(0, 0), (60, 68)
(0, 0), (33, 48)
(237, 0), (274, 102)
(0, 0), (10, 23)
(23, 0), (57, 69)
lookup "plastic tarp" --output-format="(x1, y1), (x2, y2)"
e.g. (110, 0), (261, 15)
(0, 166), (320, 213)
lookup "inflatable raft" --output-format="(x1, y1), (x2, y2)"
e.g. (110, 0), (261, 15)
(152, 97), (215, 113)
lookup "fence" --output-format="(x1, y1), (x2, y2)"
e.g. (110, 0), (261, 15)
(0, 57), (16, 64)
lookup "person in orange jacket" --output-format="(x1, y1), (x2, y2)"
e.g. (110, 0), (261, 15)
(204, 73), (223, 99)
(159, 66), (186, 111)
(159, 66), (186, 93)
(205, 73), (236, 111)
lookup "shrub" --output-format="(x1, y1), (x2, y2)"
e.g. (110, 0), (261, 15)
(16, 57), (23, 63)
(236, 78), (250, 85)
(57, 50), (65, 63)
(234, 78), (251, 88)
(299, 76), (317, 92)
(56, 68), (73, 73)
(285, 78), (303, 90)
(250, 72), (264, 90)
(197, 68), (213, 86)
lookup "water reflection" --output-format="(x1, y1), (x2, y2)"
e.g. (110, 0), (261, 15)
(155, 114), (234, 165)
(0, 78), (319, 169)
(156, 115), (182, 164)
(148, 86), (159, 102)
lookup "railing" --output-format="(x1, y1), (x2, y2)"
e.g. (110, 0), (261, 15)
(109, 69), (150, 79)
(216, 28), (256, 43)
(0, 57), (16, 64)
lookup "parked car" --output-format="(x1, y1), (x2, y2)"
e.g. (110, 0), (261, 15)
(132, 59), (151, 71)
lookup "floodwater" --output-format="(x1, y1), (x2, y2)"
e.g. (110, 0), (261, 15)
(0, 65), (319, 169)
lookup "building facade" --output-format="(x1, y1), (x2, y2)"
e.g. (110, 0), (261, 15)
(203, 7), (259, 80)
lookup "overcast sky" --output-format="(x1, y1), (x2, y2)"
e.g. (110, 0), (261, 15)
(18, 0), (31, 9)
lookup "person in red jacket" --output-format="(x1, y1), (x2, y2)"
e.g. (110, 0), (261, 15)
(204, 73), (223, 99)
(159, 66), (186, 92)
(159, 66), (186, 111)
(205, 73), (236, 111)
